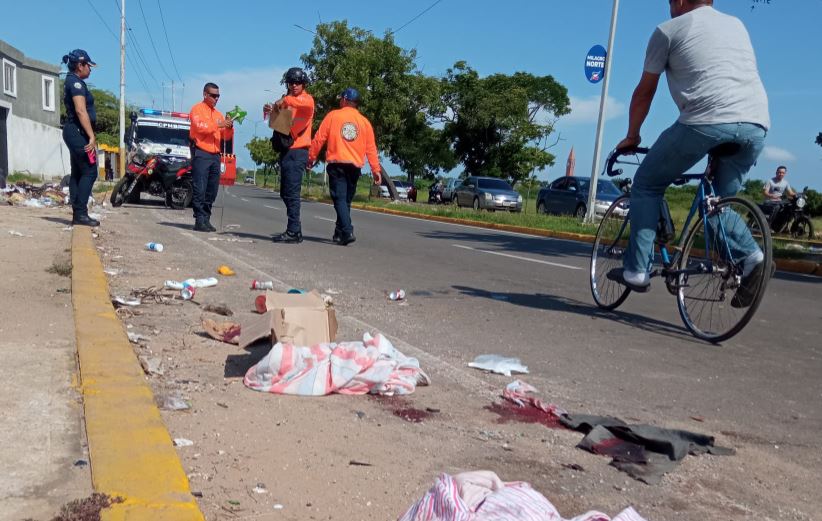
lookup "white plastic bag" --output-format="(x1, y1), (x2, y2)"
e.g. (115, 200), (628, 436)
(468, 355), (529, 376)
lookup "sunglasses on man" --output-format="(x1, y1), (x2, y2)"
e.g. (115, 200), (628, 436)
(206, 92), (220, 99)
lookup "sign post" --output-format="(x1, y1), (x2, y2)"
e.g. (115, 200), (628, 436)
(584, 0), (620, 224)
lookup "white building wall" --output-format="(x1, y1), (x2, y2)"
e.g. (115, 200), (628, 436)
(8, 113), (71, 179)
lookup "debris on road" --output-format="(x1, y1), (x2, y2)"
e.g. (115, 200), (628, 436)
(208, 236), (255, 243)
(398, 471), (648, 521)
(138, 355), (164, 376)
(251, 280), (275, 290)
(8, 230), (32, 237)
(468, 354), (529, 376)
(244, 333), (430, 396)
(127, 331), (150, 344)
(180, 283), (196, 301)
(502, 380), (567, 417)
(202, 319), (241, 345)
(217, 265), (236, 276)
(158, 392), (191, 411)
(202, 302), (234, 316)
(241, 290), (338, 348)
(388, 289), (406, 301)
(173, 438), (194, 447)
(145, 242), (164, 252)
(349, 460), (373, 467)
(113, 296), (142, 307)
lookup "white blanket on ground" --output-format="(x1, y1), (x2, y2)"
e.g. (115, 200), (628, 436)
(243, 332), (430, 396)
(398, 471), (648, 521)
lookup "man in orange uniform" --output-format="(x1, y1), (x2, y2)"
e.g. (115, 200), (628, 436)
(265, 67), (314, 243)
(189, 82), (234, 232)
(308, 88), (381, 246)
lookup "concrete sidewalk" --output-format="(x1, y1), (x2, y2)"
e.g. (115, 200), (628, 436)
(0, 206), (91, 521)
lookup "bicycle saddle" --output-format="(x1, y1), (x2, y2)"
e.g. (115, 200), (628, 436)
(708, 142), (741, 157)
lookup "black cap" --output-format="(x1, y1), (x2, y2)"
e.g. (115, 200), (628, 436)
(67, 49), (97, 66)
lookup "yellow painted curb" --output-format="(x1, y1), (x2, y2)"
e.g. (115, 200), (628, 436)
(72, 227), (204, 521)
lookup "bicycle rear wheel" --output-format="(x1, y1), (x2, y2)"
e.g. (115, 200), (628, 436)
(676, 196), (772, 343)
(590, 195), (632, 310)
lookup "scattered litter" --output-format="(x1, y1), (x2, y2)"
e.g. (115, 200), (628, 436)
(254, 294), (268, 313)
(425, 407), (441, 413)
(388, 289), (406, 301)
(191, 491), (203, 498)
(127, 332), (150, 344)
(287, 288), (306, 294)
(103, 268), (119, 276)
(203, 303), (234, 316)
(251, 280), (275, 290)
(690, 416), (705, 423)
(165, 277), (218, 290)
(468, 355), (529, 376)
(273, 504), (284, 510)
(8, 230), (32, 237)
(88, 212), (102, 221)
(355, 411), (366, 419)
(562, 463), (585, 472)
(227, 500), (240, 505)
(202, 319), (241, 345)
(349, 460), (373, 467)
(253, 484), (268, 494)
(503, 380), (567, 416)
(399, 471), (647, 521)
(56, 288), (70, 294)
(325, 288), (341, 295)
(73, 459), (89, 467)
(145, 242), (164, 252)
(173, 438), (194, 447)
(180, 284), (196, 301)
(113, 296), (142, 307)
(208, 236), (254, 243)
(22, 198), (46, 208)
(244, 333), (430, 396)
(217, 265), (235, 276)
(138, 356), (164, 376)
(216, 402), (229, 409)
(224, 224), (241, 230)
(62, 226), (73, 232)
(158, 393), (191, 411)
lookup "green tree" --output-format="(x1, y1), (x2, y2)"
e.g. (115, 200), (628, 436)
(59, 81), (136, 147)
(815, 132), (822, 147)
(434, 62), (570, 185)
(741, 178), (765, 201)
(245, 136), (279, 186)
(300, 21), (456, 183)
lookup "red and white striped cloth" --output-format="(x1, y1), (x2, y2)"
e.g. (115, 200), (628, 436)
(503, 380), (568, 417)
(243, 332), (430, 396)
(398, 471), (648, 521)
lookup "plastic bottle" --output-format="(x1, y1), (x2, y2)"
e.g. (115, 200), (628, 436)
(388, 289), (406, 301)
(146, 242), (164, 252)
(165, 280), (184, 290)
(180, 283), (195, 301)
(188, 277), (218, 288)
(251, 280), (274, 290)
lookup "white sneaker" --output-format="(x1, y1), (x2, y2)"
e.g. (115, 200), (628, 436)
(623, 269), (650, 287)
(741, 249), (765, 277)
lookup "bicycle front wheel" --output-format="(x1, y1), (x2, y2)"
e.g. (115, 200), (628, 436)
(677, 196), (773, 343)
(590, 195), (632, 310)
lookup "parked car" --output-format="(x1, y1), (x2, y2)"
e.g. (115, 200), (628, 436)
(442, 178), (460, 202)
(244, 175), (255, 184)
(452, 176), (522, 212)
(536, 176), (625, 218)
(375, 180), (409, 200)
(394, 181), (417, 202)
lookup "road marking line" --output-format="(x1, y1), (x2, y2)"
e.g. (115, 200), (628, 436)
(315, 216), (336, 222)
(264, 205), (280, 210)
(240, 198), (249, 202)
(453, 244), (582, 270)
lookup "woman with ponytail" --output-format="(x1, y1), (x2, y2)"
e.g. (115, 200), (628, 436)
(61, 49), (99, 226)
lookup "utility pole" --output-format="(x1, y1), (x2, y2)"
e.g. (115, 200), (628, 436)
(119, 0), (126, 178)
(584, 0), (619, 224)
(171, 80), (175, 112)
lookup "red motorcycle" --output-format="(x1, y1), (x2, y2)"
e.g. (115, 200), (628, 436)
(110, 140), (193, 209)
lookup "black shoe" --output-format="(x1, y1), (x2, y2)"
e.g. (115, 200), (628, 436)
(272, 231), (303, 244)
(205, 221), (217, 232)
(193, 221), (210, 232)
(606, 267), (650, 293)
(72, 215), (100, 227)
(332, 230), (341, 243)
(731, 260), (775, 308)
(338, 234), (356, 246)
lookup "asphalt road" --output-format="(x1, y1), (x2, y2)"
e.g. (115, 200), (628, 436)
(160, 184), (821, 464)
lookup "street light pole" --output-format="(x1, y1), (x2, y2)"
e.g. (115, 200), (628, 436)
(584, 0), (620, 224)
(118, 0), (126, 178)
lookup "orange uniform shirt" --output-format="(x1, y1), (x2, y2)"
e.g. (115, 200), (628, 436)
(308, 106), (380, 173)
(189, 101), (234, 154)
(281, 91), (315, 149)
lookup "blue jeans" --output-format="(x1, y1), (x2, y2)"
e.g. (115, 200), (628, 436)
(327, 163), (361, 236)
(279, 148), (308, 234)
(191, 149), (220, 223)
(626, 122), (766, 272)
(62, 123), (98, 217)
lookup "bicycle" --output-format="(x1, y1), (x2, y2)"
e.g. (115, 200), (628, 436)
(589, 144), (773, 343)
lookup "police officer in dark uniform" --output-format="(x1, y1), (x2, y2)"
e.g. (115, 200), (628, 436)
(61, 49), (99, 227)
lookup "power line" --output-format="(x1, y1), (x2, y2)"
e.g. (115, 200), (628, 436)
(126, 27), (160, 86)
(392, 0), (444, 34)
(137, 0), (173, 81)
(156, 0), (184, 83)
(85, 0), (119, 42)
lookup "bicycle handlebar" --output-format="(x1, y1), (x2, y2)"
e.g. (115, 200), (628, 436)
(605, 147), (649, 177)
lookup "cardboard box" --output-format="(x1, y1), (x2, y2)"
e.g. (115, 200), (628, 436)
(239, 290), (337, 348)
(268, 106), (293, 134)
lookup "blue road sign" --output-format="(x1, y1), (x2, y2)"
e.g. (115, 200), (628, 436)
(585, 45), (607, 84)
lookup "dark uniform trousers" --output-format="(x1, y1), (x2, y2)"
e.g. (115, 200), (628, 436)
(327, 162), (361, 236)
(280, 148), (308, 234)
(192, 148), (221, 223)
(62, 122), (97, 217)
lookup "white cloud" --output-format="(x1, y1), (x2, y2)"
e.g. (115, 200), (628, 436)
(562, 95), (626, 125)
(762, 146), (796, 162)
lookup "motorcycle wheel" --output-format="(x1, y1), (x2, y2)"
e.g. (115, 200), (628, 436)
(167, 178), (193, 210)
(790, 217), (814, 240)
(111, 176), (138, 207)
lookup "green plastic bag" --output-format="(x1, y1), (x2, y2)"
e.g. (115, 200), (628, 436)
(226, 105), (247, 125)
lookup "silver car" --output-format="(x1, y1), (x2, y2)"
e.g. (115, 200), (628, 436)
(442, 178), (460, 202)
(453, 176), (523, 212)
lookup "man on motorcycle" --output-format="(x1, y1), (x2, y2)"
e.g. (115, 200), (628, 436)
(762, 166), (796, 221)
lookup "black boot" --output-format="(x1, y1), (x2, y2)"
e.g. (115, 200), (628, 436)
(72, 214), (100, 227)
(332, 229), (341, 243)
(193, 219), (210, 232)
(272, 231), (303, 243)
(205, 220), (217, 232)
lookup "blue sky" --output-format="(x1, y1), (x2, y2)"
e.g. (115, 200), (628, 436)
(4, 0), (821, 189)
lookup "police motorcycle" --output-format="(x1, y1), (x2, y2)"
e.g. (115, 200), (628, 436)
(757, 187), (814, 240)
(428, 181), (445, 204)
(110, 114), (193, 210)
